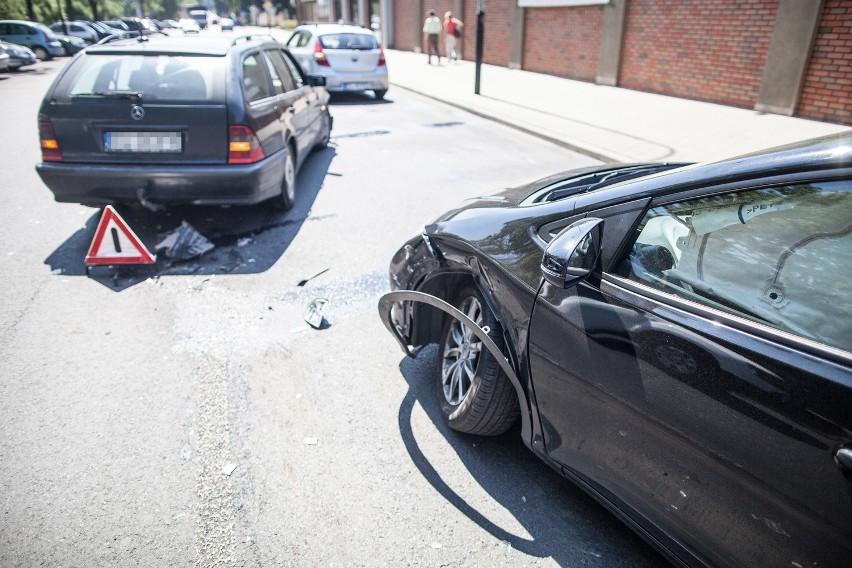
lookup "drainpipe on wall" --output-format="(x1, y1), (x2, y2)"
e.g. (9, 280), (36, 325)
(414, 0), (423, 53)
(381, 0), (393, 48)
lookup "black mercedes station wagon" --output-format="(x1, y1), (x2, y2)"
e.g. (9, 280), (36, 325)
(36, 34), (332, 211)
(380, 133), (852, 567)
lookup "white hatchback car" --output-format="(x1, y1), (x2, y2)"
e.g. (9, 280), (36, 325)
(286, 23), (388, 99)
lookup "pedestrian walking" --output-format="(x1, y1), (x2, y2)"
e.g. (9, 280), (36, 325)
(423, 9), (442, 64)
(443, 11), (463, 62)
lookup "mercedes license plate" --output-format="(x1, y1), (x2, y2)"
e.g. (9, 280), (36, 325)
(104, 132), (182, 153)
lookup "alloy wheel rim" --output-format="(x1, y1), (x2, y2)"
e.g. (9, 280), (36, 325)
(441, 297), (483, 406)
(284, 150), (295, 202)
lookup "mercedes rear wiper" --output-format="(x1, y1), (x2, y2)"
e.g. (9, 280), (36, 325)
(80, 91), (143, 101)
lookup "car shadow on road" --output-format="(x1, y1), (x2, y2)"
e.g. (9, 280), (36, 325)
(13, 65), (57, 76)
(44, 147), (337, 291)
(395, 345), (664, 566)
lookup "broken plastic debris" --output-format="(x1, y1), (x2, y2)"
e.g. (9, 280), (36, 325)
(155, 222), (214, 261)
(297, 268), (329, 287)
(236, 237), (253, 247)
(303, 298), (330, 329)
(304, 437), (319, 445)
(222, 462), (238, 476)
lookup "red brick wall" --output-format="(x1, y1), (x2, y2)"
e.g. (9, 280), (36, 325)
(522, 6), (603, 81)
(460, 0), (514, 65)
(392, 1), (416, 51)
(619, 0), (778, 109)
(797, 0), (852, 124)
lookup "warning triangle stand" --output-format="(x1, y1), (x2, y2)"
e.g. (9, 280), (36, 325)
(85, 205), (156, 265)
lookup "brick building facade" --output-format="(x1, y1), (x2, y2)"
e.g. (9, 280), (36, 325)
(385, 0), (851, 125)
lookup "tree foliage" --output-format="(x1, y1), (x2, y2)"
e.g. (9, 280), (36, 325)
(0, 0), (183, 23)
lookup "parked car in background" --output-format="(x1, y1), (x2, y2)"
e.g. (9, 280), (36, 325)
(0, 40), (37, 70)
(188, 9), (209, 29)
(158, 19), (183, 31)
(86, 20), (129, 41)
(99, 20), (130, 32)
(219, 18), (234, 31)
(36, 34), (333, 212)
(49, 21), (99, 44)
(286, 23), (389, 99)
(0, 20), (65, 60)
(0, 44), (9, 72)
(54, 34), (87, 55)
(119, 17), (158, 35)
(178, 19), (200, 34)
(379, 132), (852, 568)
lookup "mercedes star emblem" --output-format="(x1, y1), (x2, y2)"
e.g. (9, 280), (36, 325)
(130, 105), (145, 121)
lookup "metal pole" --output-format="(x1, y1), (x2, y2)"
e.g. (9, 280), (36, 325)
(474, 0), (484, 95)
(56, 0), (68, 35)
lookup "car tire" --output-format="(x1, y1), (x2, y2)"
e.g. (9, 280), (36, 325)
(373, 89), (387, 100)
(271, 143), (296, 211)
(32, 46), (50, 61)
(437, 284), (519, 436)
(316, 111), (331, 149)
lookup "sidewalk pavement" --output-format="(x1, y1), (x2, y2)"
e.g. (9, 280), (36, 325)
(384, 49), (849, 164)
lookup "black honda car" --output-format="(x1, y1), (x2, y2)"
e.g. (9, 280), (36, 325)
(379, 132), (852, 567)
(36, 34), (331, 211)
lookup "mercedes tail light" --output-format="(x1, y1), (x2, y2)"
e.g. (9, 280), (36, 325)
(39, 120), (63, 162)
(227, 125), (265, 164)
(313, 40), (330, 67)
(378, 45), (386, 66)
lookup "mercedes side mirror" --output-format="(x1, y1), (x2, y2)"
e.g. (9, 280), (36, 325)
(540, 218), (604, 288)
(307, 74), (327, 87)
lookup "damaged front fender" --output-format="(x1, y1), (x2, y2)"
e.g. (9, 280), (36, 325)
(378, 289), (531, 443)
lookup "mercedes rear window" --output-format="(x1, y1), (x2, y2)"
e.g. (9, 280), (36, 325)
(318, 33), (378, 50)
(55, 53), (225, 102)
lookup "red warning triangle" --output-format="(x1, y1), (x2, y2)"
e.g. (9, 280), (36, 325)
(85, 205), (155, 265)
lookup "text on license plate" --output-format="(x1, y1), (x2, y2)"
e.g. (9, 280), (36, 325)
(104, 132), (182, 153)
(343, 83), (370, 91)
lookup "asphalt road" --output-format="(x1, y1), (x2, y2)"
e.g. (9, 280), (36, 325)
(0, 49), (665, 567)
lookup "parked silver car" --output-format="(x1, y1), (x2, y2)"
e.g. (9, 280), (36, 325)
(286, 23), (388, 99)
(49, 21), (99, 44)
(0, 40), (37, 70)
(0, 44), (9, 72)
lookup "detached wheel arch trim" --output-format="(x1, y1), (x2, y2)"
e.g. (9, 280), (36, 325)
(378, 289), (531, 442)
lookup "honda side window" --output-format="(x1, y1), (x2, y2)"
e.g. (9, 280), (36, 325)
(615, 181), (852, 352)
